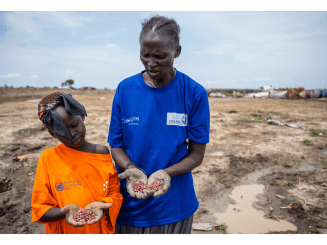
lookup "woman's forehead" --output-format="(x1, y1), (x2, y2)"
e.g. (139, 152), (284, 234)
(141, 35), (175, 52)
(141, 32), (174, 46)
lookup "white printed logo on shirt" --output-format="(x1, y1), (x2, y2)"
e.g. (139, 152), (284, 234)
(122, 116), (139, 125)
(167, 113), (188, 126)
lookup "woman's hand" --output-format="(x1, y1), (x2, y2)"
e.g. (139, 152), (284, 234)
(118, 168), (148, 199)
(61, 204), (85, 227)
(84, 202), (113, 225)
(146, 170), (171, 198)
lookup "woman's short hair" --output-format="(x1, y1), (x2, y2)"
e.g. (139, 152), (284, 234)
(140, 15), (181, 47)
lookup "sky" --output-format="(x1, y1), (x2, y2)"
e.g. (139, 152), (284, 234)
(0, 2), (327, 90)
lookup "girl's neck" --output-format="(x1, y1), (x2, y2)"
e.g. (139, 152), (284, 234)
(66, 140), (93, 153)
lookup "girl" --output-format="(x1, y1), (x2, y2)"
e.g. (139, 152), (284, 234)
(31, 92), (122, 234)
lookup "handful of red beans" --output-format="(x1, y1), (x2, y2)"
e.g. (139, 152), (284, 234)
(73, 209), (97, 222)
(131, 181), (163, 193)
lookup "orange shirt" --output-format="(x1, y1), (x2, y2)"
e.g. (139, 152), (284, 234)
(31, 144), (123, 234)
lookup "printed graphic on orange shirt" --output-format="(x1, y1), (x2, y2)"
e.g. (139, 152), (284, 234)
(55, 182), (64, 191)
(55, 180), (82, 191)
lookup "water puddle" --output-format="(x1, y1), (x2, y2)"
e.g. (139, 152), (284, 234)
(214, 184), (297, 234)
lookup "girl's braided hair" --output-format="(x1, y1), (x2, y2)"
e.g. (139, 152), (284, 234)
(39, 91), (64, 105)
(139, 15), (181, 47)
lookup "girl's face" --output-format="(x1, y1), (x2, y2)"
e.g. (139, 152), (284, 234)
(140, 32), (181, 82)
(48, 106), (86, 149)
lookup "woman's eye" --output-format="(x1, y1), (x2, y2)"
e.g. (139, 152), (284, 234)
(155, 55), (165, 59)
(141, 53), (149, 58)
(71, 123), (78, 128)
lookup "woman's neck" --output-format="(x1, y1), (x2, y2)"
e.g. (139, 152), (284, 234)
(143, 69), (176, 88)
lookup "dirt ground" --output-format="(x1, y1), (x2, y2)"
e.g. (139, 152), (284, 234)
(0, 86), (327, 234)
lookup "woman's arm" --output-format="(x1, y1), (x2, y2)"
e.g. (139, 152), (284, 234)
(110, 146), (148, 199)
(164, 140), (206, 177)
(111, 147), (137, 170)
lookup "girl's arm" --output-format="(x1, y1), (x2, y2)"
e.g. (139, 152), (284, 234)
(39, 207), (65, 222)
(164, 140), (206, 177)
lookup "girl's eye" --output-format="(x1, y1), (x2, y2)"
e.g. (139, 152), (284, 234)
(71, 123), (78, 128)
(141, 53), (149, 58)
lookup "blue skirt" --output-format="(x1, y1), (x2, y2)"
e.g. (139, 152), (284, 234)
(114, 214), (194, 234)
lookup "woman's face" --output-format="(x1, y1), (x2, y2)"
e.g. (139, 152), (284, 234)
(140, 32), (181, 81)
(48, 105), (86, 148)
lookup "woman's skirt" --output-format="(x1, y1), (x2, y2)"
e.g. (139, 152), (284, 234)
(114, 214), (194, 234)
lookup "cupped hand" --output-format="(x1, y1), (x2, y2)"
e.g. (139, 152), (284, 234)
(118, 168), (148, 199)
(61, 204), (85, 227)
(84, 202), (113, 225)
(146, 170), (171, 198)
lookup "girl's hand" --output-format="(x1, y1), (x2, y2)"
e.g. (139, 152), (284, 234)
(146, 170), (171, 198)
(84, 202), (113, 225)
(118, 168), (148, 199)
(61, 204), (86, 227)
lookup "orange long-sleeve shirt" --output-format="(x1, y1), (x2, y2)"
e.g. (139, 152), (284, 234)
(31, 144), (123, 234)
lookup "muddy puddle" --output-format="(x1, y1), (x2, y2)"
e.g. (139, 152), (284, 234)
(214, 184), (297, 234)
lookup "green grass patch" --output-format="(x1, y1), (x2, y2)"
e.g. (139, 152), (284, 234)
(283, 180), (293, 187)
(303, 139), (310, 145)
(216, 224), (226, 230)
(254, 116), (263, 122)
(220, 137), (227, 140)
(311, 129), (326, 137)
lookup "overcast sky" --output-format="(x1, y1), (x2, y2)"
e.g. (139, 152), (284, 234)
(1, 3), (326, 89)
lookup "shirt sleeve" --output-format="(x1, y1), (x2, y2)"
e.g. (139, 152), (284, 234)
(100, 163), (123, 232)
(31, 151), (59, 223)
(108, 85), (124, 148)
(188, 90), (210, 144)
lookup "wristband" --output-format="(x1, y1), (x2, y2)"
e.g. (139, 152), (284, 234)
(125, 162), (147, 176)
(125, 162), (136, 170)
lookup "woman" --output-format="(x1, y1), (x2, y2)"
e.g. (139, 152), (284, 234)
(108, 15), (210, 234)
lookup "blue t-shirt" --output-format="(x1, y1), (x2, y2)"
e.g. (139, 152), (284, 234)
(108, 69), (210, 227)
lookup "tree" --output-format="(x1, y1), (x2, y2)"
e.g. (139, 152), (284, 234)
(66, 79), (74, 87)
(61, 79), (74, 88)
